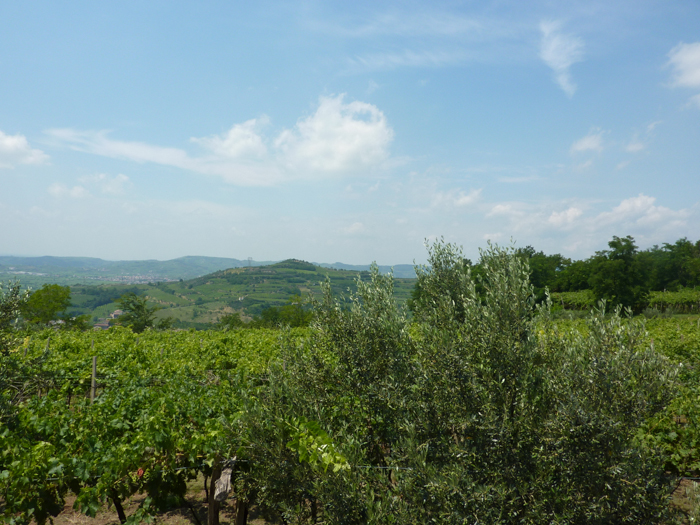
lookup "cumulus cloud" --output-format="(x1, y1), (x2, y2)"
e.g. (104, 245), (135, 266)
(431, 188), (482, 208)
(0, 130), (49, 169)
(668, 42), (700, 88)
(548, 207), (582, 228)
(667, 42), (700, 108)
(539, 20), (584, 97)
(481, 194), (693, 258)
(191, 118), (268, 159)
(47, 95), (394, 186)
(592, 194), (689, 229)
(275, 95), (393, 172)
(570, 130), (604, 154)
(48, 183), (89, 199)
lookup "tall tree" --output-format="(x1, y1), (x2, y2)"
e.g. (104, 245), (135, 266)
(21, 284), (71, 326)
(589, 235), (649, 312)
(114, 293), (160, 333)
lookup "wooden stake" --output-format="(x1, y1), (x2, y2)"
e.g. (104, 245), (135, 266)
(90, 356), (97, 403)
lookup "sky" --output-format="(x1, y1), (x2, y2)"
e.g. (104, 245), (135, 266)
(1, 0), (699, 265)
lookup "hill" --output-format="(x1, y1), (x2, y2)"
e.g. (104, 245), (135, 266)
(66, 259), (416, 329)
(0, 255), (416, 288)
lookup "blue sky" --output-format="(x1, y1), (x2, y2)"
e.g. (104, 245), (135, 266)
(1, 0), (699, 265)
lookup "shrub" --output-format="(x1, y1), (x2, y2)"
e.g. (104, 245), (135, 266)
(243, 241), (678, 524)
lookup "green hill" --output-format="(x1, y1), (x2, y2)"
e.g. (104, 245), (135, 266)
(66, 259), (416, 328)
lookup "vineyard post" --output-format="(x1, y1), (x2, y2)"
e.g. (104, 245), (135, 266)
(24, 336), (31, 357)
(208, 455), (222, 525)
(90, 356), (97, 403)
(45, 336), (50, 352)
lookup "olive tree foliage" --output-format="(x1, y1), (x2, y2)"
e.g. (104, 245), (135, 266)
(241, 240), (677, 524)
(0, 281), (28, 355)
(1, 281), (37, 423)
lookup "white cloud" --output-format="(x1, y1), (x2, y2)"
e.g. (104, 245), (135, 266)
(342, 222), (365, 235)
(668, 42), (700, 88)
(0, 130), (49, 169)
(476, 194), (694, 259)
(47, 95), (394, 185)
(79, 173), (132, 195)
(647, 121), (661, 133)
(191, 117), (268, 159)
(548, 207), (582, 228)
(570, 130), (603, 154)
(431, 188), (482, 208)
(48, 183), (89, 199)
(573, 159), (593, 171)
(487, 203), (522, 218)
(275, 94), (393, 172)
(47, 128), (190, 166)
(592, 194), (689, 228)
(349, 49), (470, 71)
(334, 11), (487, 39)
(539, 20), (584, 97)
(626, 141), (644, 153)
(667, 42), (700, 108)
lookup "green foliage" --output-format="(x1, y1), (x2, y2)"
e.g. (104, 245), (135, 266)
(589, 235), (650, 312)
(218, 312), (245, 330)
(0, 327), (307, 524)
(636, 318), (700, 476)
(649, 288), (700, 314)
(550, 289), (596, 310)
(243, 241), (677, 524)
(286, 417), (350, 473)
(21, 284), (72, 326)
(1, 281), (28, 355)
(67, 262), (414, 328)
(113, 293), (160, 333)
(251, 295), (314, 328)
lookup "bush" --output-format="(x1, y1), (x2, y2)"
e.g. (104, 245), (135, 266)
(243, 241), (678, 524)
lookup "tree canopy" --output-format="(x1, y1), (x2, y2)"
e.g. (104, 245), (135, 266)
(21, 284), (72, 326)
(113, 292), (160, 333)
(240, 240), (676, 523)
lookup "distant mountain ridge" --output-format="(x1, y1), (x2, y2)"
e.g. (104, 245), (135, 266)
(0, 254), (416, 286)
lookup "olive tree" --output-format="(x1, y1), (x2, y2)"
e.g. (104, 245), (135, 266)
(1, 280), (28, 355)
(242, 240), (677, 524)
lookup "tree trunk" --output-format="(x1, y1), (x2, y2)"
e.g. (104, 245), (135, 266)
(110, 490), (127, 524)
(208, 460), (222, 525)
(234, 499), (248, 525)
